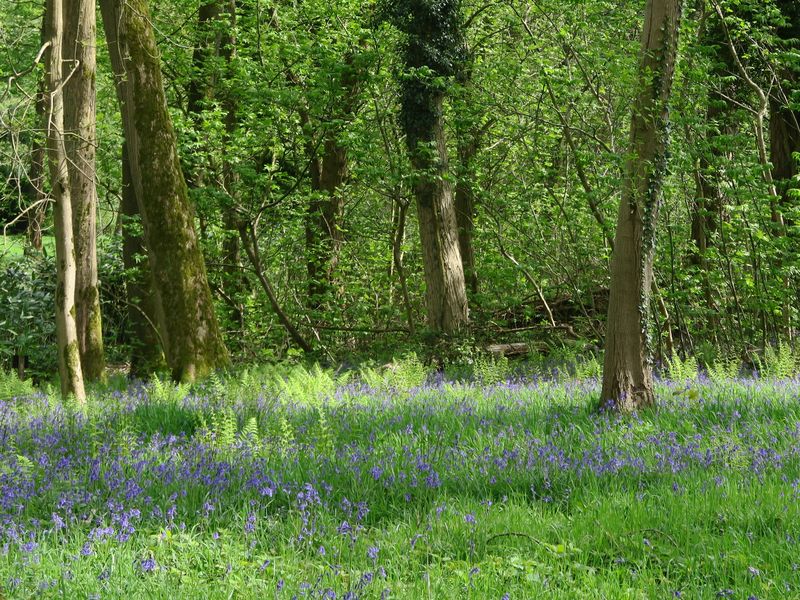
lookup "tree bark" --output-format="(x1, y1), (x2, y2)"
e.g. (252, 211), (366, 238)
(100, 0), (230, 382)
(455, 135), (478, 296)
(306, 133), (348, 309)
(601, 0), (682, 411)
(63, 0), (104, 381)
(771, 0), (800, 223)
(45, 0), (86, 402)
(121, 142), (164, 378)
(410, 94), (469, 335)
(27, 19), (48, 253)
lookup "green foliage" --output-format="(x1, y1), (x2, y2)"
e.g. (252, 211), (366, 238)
(754, 343), (798, 379)
(666, 352), (699, 383)
(149, 374), (191, 406)
(0, 253), (56, 378)
(705, 355), (741, 383)
(0, 368), (35, 400)
(275, 364), (349, 404)
(472, 353), (510, 385)
(573, 354), (603, 380)
(361, 352), (429, 390)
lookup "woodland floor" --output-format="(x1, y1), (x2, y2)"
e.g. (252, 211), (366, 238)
(0, 365), (799, 598)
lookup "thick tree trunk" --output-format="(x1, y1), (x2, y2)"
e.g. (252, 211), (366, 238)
(121, 142), (164, 378)
(45, 0), (86, 402)
(63, 0), (104, 381)
(601, 0), (682, 411)
(410, 94), (469, 335)
(100, 0), (230, 382)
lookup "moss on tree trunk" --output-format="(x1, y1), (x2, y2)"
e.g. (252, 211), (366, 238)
(64, 0), (105, 382)
(101, 0), (230, 382)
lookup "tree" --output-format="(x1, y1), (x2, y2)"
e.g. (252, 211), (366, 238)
(100, 0), (230, 381)
(63, 0), (104, 381)
(770, 0), (800, 219)
(120, 142), (164, 377)
(387, 0), (469, 335)
(44, 0), (86, 401)
(600, 0), (683, 410)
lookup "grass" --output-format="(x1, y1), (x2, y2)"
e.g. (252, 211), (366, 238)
(0, 234), (55, 263)
(0, 365), (799, 598)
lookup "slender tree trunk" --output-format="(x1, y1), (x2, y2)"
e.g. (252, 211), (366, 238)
(28, 19), (48, 253)
(303, 55), (359, 311)
(185, 1), (223, 190)
(410, 94), (469, 335)
(769, 95), (799, 223)
(392, 197), (415, 334)
(772, 0), (800, 221)
(307, 134), (348, 308)
(100, 0), (230, 382)
(219, 1), (245, 333)
(455, 136), (478, 296)
(601, 0), (682, 411)
(45, 0), (86, 402)
(121, 142), (164, 377)
(63, 0), (104, 381)
(238, 223), (314, 352)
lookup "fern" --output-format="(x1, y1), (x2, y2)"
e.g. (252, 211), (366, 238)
(474, 353), (510, 385)
(279, 415), (294, 458)
(666, 352), (698, 383)
(705, 355), (740, 384)
(574, 355), (602, 380)
(150, 374), (190, 405)
(240, 416), (260, 449)
(316, 405), (333, 456)
(15, 454), (34, 479)
(756, 343), (797, 379)
(0, 369), (35, 400)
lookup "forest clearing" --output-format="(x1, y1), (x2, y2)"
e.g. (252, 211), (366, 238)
(1, 0), (799, 596)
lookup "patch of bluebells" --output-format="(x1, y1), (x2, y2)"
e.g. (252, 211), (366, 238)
(0, 376), (799, 595)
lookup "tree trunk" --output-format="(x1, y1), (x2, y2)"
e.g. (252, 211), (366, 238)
(772, 0), (800, 223)
(769, 96), (799, 223)
(410, 93), (469, 335)
(307, 134), (348, 309)
(121, 142), (164, 378)
(100, 0), (230, 382)
(455, 136), (478, 297)
(303, 53), (359, 311)
(63, 0), (104, 381)
(27, 19), (48, 253)
(45, 0), (86, 402)
(601, 0), (682, 411)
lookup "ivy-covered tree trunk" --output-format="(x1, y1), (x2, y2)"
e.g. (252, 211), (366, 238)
(391, 0), (469, 335)
(600, 0), (682, 411)
(45, 0), (86, 402)
(100, 0), (230, 382)
(121, 142), (164, 378)
(63, 0), (104, 381)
